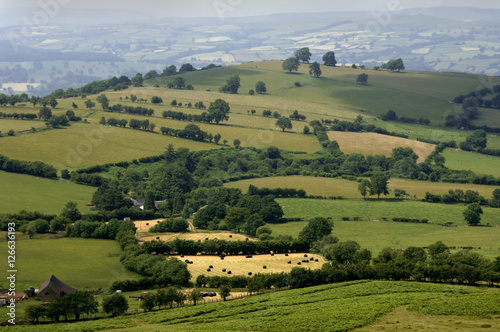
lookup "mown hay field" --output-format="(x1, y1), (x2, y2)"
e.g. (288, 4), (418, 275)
(328, 131), (436, 162)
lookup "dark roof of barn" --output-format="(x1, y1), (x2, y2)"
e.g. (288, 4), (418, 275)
(39, 275), (76, 295)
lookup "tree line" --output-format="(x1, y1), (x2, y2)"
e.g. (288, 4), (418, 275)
(0, 154), (57, 178)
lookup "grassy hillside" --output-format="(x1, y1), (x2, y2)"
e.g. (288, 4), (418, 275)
(0, 237), (140, 291)
(0, 171), (96, 214)
(268, 220), (500, 260)
(442, 148), (500, 177)
(8, 280), (500, 331)
(276, 198), (500, 226)
(149, 61), (500, 125)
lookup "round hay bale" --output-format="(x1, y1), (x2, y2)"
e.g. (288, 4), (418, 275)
(227, 271), (232, 274)
(297, 262), (301, 265)
(209, 265), (213, 268)
(156, 237), (160, 240)
(207, 268), (211, 272)
(180, 254), (184, 257)
(146, 223), (149, 226)
(263, 265), (267, 269)
(309, 257), (314, 261)
(304, 254), (308, 257)
(222, 269), (226, 272)
(248, 272), (252, 275)
(205, 238), (209, 241)
(315, 259), (319, 262)
(285, 253), (289, 256)
(288, 261), (291, 264)
(229, 235), (232, 238)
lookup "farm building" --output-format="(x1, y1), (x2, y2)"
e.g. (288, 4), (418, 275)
(36, 275), (76, 300)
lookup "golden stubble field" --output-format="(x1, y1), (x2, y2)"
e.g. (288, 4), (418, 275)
(177, 253), (326, 280)
(328, 131), (436, 162)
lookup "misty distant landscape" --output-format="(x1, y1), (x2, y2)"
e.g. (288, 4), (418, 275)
(2, 6), (500, 95)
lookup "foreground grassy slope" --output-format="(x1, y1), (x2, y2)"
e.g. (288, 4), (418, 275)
(0, 171), (96, 214)
(10, 280), (500, 331)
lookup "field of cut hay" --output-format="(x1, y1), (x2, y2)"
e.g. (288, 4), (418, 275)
(328, 131), (436, 162)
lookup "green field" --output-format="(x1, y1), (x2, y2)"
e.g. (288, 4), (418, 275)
(0, 237), (140, 291)
(442, 148), (500, 177)
(276, 198), (500, 226)
(0, 119), (46, 133)
(8, 280), (500, 331)
(225, 176), (498, 199)
(0, 171), (96, 214)
(0, 122), (218, 170)
(269, 220), (500, 259)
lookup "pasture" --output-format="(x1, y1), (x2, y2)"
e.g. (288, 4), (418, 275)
(275, 198), (500, 226)
(0, 237), (140, 291)
(8, 280), (500, 331)
(0, 122), (218, 170)
(0, 171), (96, 214)
(0, 119), (46, 133)
(268, 220), (500, 259)
(327, 131), (435, 162)
(177, 253), (325, 281)
(442, 148), (500, 177)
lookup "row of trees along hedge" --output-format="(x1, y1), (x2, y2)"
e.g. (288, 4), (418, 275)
(107, 104), (155, 116)
(142, 237), (310, 256)
(0, 154), (57, 178)
(320, 116), (409, 138)
(379, 109), (431, 124)
(247, 184), (306, 198)
(160, 124), (219, 143)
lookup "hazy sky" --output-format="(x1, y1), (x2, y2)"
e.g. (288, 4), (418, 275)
(3, 0), (500, 18)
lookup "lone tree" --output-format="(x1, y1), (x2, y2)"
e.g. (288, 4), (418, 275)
(282, 57), (300, 73)
(358, 179), (371, 200)
(84, 99), (95, 110)
(294, 47), (312, 63)
(385, 58), (405, 72)
(219, 75), (241, 94)
(463, 203), (483, 226)
(255, 81), (267, 94)
(207, 99), (230, 124)
(102, 293), (129, 317)
(96, 94), (109, 110)
(356, 73), (369, 85)
(151, 96), (163, 104)
(309, 62), (322, 78)
(38, 107), (52, 121)
(323, 51), (337, 66)
(219, 285), (231, 301)
(298, 217), (333, 244)
(276, 117), (292, 132)
(370, 172), (389, 199)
